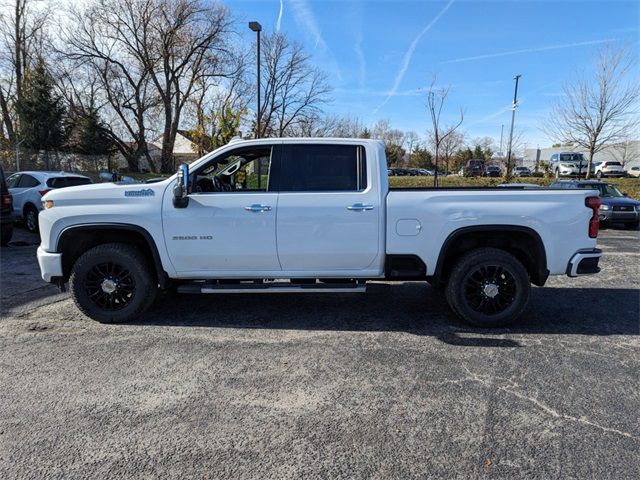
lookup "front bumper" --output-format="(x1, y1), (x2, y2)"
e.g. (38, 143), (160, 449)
(37, 246), (63, 283)
(566, 248), (602, 277)
(599, 210), (638, 223)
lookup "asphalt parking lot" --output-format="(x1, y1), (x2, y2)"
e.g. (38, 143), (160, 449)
(1, 226), (639, 479)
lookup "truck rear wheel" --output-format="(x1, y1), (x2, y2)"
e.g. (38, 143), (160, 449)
(445, 248), (530, 327)
(70, 243), (157, 323)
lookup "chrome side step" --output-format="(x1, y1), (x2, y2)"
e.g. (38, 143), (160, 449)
(178, 281), (366, 294)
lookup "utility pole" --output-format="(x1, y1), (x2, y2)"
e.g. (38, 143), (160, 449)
(15, 137), (25, 171)
(505, 74), (521, 178)
(249, 22), (262, 139)
(499, 124), (504, 154)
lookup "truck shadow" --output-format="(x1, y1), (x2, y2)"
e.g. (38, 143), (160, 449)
(136, 283), (640, 344)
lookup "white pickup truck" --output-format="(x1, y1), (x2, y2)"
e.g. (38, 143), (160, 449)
(37, 138), (603, 327)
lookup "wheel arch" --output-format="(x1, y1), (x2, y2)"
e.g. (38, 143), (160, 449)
(55, 223), (170, 288)
(433, 225), (549, 286)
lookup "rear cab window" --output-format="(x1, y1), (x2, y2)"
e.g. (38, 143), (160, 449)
(277, 144), (367, 192)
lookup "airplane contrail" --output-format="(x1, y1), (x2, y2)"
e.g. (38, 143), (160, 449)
(441, 38), (615, 64)
(276, 0), (283, 32)
(374, 0), (456, 114)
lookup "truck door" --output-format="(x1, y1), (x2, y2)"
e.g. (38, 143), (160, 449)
(274, 143), (380, 272)
(162, 145), (281, 275)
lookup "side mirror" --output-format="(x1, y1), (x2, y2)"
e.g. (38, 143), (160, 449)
(173, 163), (190, 208)
(623, 192), (628, 197)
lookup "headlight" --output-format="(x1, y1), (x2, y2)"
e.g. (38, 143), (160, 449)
(44, 200), (54, 209)
(599, 204), (610, 211)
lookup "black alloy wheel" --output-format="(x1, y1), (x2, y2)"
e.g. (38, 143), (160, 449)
(445, 248), (530, 327)
(70, 243), (157, 323)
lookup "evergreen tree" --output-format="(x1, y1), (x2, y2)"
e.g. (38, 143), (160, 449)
(16, 59), (66, 153)
(67, 104), (114, 155)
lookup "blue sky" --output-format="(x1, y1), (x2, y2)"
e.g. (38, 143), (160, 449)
(225, 0), (639, 148)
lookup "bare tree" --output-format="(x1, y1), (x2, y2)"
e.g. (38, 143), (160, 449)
(258, 32), (331, 138)
(372, 119), (406, 166)
(611, 138), (639, 167)
(62, 2), (160, 172)
(0, 0), (52, 144)
(544, 44), (639, 179)
(430, 128), (465, 175)
(187, 52), (252, 154)
(62, 0), (237, 172)
(426, 75), (463, 186)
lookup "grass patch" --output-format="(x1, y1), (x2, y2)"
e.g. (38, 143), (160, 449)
(389, 175), (640, 199)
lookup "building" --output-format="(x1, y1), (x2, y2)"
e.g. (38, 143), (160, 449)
(524, 141), (640, 171)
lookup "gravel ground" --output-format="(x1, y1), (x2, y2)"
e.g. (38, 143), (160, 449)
(1, 226), (639, 479)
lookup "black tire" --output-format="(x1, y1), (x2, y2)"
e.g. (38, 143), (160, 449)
(24, 205), (39, 233)
(596, 171), (603, 179)
(1, 222), (13, 246)
(445, 248), (531, 328)
(70, 243), (157, 323)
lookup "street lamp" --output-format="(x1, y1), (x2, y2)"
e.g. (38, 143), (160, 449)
(505, 74), (521, 178)
(249, 21), (262, 139)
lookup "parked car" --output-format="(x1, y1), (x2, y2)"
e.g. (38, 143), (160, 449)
(513, 166), (532, 177)
(38, 138), (602, 328)
(465, 159), (485, 177)
(593, 161), (626, 179)
(549, 152), (591, 178)
(484, 166), (502, 177)
(6, 171), (92, 233)
(1, 166), (13, 246)
(549, 179), (639, 229)
(625, 165), (640, 178)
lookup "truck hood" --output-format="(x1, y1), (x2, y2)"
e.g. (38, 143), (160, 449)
(600, 196), (640, 207)
(41, 179), (172, 206)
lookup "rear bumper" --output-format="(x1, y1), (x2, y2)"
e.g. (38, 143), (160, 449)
(37, 246), (63, 283)
(566, 248), (602, 277)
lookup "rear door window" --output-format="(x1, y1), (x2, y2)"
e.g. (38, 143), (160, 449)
(278, 144), (366, 192)
(17, 174), (40, 188)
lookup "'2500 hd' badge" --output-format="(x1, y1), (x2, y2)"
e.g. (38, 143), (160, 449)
(173, 235), (214, 240)
(124, 189), (155, 197)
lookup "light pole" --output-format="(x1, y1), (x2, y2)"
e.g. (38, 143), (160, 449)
(505, 74), (521, 178)
(249, 21), (262, 139)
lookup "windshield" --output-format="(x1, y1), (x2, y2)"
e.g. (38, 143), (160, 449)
(577, 183), (624, 197)
(560, 153), (585, 163)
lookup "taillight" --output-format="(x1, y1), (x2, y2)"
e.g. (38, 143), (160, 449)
(38, 189), (51, 196)
(585, 196), (601, 238)
(2, 194), (11, 205)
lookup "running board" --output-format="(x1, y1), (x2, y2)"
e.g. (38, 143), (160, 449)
(178, 282), (366, 294)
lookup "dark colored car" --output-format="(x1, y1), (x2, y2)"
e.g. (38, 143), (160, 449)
(549, 180), (639, 229)
(465, 159), (486, 177)
(1, 166), (14, 246)
(484, 165), (502, 177)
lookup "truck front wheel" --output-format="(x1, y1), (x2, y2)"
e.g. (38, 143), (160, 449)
(445, 248), (530, 327)
(70, 243), (157, 323)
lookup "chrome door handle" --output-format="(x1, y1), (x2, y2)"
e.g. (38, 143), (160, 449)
(244, 204), (272, 212)
(347, 203), (374, 211)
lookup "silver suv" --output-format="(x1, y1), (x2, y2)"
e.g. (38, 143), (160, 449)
(6, 171), (92, 232)
(549, 152), (591, 178)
